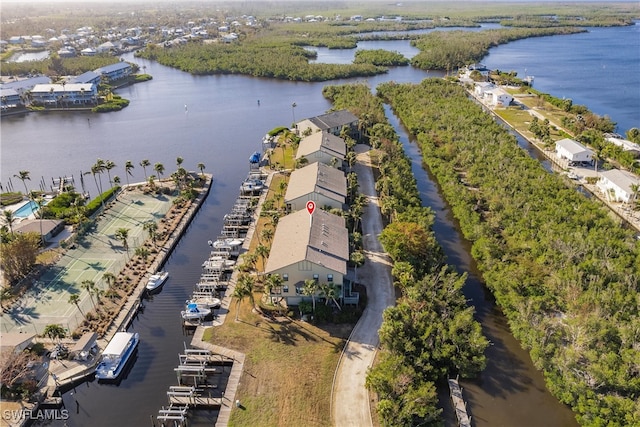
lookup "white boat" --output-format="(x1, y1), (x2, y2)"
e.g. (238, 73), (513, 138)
(95, 332), (139, 381)
(181, 302), (212, 320)
(240, 179), (263, 193)
(146, 271), (169, 291)
(188, 292), (221, 309)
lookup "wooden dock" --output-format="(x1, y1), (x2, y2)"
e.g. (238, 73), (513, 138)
(448, 377), (472, 427)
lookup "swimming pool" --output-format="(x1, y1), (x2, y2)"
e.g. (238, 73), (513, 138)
(12, 200), (43, 218)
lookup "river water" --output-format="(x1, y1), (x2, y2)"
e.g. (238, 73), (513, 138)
(1, 25), (637, 426)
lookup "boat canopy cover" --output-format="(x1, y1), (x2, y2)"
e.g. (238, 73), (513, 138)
(102, 332), (135, 356)
(187, 303), (199, 311)
(249, 151), (261, 163)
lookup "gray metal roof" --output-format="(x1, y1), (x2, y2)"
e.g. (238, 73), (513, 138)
(285, 162), (346, 205)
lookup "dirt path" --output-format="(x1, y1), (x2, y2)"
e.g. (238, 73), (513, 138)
(331, 145), (395, 426)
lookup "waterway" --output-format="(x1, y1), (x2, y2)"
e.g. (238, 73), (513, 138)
(1, 24), (636, 426)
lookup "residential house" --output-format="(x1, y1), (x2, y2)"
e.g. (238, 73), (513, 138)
(295, 131), (346, 167)
(2, 76), (51, 96)
(1, 88), (24, 111)
(95, 62), (133, 82)
(474, 82), (495, 97)
(605, 133), (640, 158)
(596, 169), (640, 203)
(485, 87), (513, 107)
(295, 109), (359, 137)
(285, 162), (347, 212)
(14, 219), (65, 243)
(264, 209), (349, 306)
(555, 138), (594, 164)
(30, 83), (97, 106)
(69, 71), (101, 85)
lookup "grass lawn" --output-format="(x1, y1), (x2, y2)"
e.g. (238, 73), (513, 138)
(203, 305), (351, 427)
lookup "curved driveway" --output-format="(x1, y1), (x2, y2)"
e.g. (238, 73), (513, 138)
(332, 145), (396, 426)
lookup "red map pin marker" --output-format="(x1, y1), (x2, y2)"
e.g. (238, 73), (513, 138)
(306, 201), (316, 215)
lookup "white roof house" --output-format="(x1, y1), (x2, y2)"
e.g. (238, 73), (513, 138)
(296, 131), (346, 167)
(485, 87), (513, 107)
(555, 138), (594, 163)
(285, 162), (347, 212)
(605, 134), (640, 158)
(474, 82), (495, 97)
(264, 209), (349, 306)
(597, 169), (640, 203)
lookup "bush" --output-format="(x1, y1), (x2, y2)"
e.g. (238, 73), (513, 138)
(0, 192), (23, 206)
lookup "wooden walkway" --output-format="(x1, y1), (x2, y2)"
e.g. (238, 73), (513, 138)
(448, 378), (472, 427)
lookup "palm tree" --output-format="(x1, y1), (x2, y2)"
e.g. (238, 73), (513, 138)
(43, 324), (66, 344)
(135, 247), (150, 264)
(113, 176), (121, 187)
(68, 294), (84, 318)
(86, 161), (106, 211)
(102, 272), (117, 289)
(233, 273), (255, 321)
(154, 163), (165, 182)
(255, 244), (270, 273)
(350, 251), (366, 284)
(197, 162), (206, 180)
(143, 221), (158, 245)
(176, 156), (184, 169)
(260, 227), (274, 245)
(115, 228), (130, 254)
(104, 160), (116, 188)
(13, 170), (30, 197)
(2, 210), (17, 235)
(124, 160), (134, 187)
(140, 159), (150, 180)
(81, 280), (97, 309)
(302, 278), (318, 314)
(320, 282), (341, 311)
(263, 274), (283, 304)
(0, 287), (13, 310)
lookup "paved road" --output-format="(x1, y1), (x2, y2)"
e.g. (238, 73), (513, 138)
(332, 145), (396, 426)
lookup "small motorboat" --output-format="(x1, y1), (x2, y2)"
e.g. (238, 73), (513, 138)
(188, 291), (221, 309)
(146, 271), (169, 292)
(181, 302), (211, 320)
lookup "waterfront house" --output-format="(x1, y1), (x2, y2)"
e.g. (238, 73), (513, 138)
(69, 71), (101, 85)
(555, 138), (594, 164)
(0, 88), (23, 111)
(2, 76), (51, 96)
(295, 109), (359, 137)
(605, 133), (640, 158)
(30, 83), (97, 106)
(94, 62), (133, 82)
(596, 169), (640, 204)
(295, 131), (346, 167)
(264, 209), (349, 306)
(485, 87), (513, 107)
(474, 81), (495, 97)
(285, 162), (347, 212)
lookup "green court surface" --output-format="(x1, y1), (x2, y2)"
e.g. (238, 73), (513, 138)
(1, 190), (175, 334)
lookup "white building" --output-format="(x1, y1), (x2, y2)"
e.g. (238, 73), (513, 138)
(555, 138), (594, 164)
(597, 169), (640, 203)
(485, 87), (513, 107)
(605, 134), (640, 158)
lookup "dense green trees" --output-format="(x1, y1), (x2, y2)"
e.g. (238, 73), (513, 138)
(137, 42), (386, 82)
(323, 82), (487, 426)
(353, 49), (409, 66)
(410, 27), (585, 71)
(378, 78), (640, 426)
